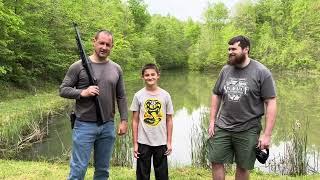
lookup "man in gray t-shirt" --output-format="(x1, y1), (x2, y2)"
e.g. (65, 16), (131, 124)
(207, 35), (277, 180)
(60, 30), (128, 180)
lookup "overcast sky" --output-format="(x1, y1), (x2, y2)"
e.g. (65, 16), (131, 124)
(144, 0), (240, 21)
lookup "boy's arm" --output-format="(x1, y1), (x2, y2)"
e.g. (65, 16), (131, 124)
(165, 114), (173, 155)
(132, 111), (140, 158)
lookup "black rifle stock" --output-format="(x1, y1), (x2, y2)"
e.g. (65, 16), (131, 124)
(73, 22), (105, 126)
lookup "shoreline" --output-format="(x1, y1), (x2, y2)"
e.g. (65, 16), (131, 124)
(1, 159), (319, 179)
(0, 90), (71, 156)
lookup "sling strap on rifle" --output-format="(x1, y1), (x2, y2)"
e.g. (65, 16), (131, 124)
(72, 22), (105, 126)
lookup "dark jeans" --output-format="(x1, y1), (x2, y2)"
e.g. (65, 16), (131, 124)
(136, 143), (168, 180)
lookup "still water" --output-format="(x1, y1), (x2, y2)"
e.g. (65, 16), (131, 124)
(22, 70), (320, 173)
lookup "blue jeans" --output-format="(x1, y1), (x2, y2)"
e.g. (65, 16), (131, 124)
(68, 119), (116, 180)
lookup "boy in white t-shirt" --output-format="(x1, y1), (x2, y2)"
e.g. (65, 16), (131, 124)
(130, 63), (174, 180)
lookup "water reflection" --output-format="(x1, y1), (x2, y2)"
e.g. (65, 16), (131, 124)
(169, 106), (208, 166)
(256, 142), (320, 174)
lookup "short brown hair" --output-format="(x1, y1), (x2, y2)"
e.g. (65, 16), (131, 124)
(228, 35), (250, 53)
(94, 30), (113, 43)
(141, 63), (160, 76)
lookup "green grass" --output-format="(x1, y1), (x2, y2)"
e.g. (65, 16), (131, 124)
(0, 83), (58, 101)
(0, 89), (71, 153)
(0, 160), (319, 180)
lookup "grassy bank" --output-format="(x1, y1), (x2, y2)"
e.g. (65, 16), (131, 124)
(0, 86), (71, 155)
(1, 160), (319, 180)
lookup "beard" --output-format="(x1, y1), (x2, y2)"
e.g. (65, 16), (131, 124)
(227, 52), (246, 66)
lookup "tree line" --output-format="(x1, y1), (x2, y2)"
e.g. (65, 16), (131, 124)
(0, 0), (319, 87)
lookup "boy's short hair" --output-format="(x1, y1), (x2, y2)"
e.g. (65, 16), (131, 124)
(141, 63), (160, 76)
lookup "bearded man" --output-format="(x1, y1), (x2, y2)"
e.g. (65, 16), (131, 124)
(207, 35), (277, 180)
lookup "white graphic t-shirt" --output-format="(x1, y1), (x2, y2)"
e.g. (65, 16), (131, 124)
(130, 87), (174, 146)
(224, 77), (249, 102)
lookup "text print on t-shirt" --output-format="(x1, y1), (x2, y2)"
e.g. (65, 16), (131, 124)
(143, 98), (163, 126)
(224, 78), (249, 102)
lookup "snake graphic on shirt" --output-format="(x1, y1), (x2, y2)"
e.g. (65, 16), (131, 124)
(143, 98), (163, 126)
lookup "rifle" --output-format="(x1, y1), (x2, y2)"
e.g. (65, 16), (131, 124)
(73, 22), (105, 126)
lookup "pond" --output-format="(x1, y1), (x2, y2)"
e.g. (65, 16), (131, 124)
(20, 70), (320, 174)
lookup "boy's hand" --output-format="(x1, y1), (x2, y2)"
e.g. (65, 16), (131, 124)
(165, 144), (172, 155)
(117, 121), (127, 135)
(134, 143), (140, 158)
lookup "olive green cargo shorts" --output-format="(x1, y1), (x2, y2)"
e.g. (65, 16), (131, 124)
(207, 126), (260, 170)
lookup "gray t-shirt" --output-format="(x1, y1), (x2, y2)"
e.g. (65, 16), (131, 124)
(130, 88), (174, 146)
(213, 59), (276, 132)
(59, 59), (128, 122)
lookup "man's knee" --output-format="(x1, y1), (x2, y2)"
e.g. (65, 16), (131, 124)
(212, 163), (224, 170)
(236, 165), (249, 172)
(236, 165), (249, 180)
(212, 163), (225, 180)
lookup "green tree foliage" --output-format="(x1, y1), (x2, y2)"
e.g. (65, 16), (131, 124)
(204, 2), (228, 30)
(0, 1), (23, 81)
(0, 0), (319, 87)
(127, 0), (151, 32)
(188, 2), (230, 70)
(2, 0), (56, 84)
(145, 15), (189, 69)
(189, 0), (320, 71)
(183, 19), (201, 47)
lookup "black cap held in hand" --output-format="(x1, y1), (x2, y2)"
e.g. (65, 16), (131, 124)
(256, 147), (269, 164)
